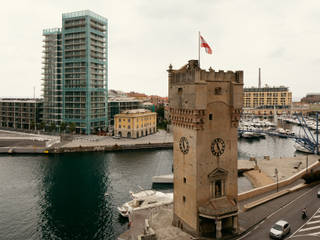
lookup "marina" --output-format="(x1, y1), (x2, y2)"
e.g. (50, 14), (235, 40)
(0, 120), (318, 239)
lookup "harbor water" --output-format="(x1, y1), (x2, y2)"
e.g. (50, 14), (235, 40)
(0, 123), (314, 239)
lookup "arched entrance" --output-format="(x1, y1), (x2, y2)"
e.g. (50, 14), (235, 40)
(127, 132), (131, 138)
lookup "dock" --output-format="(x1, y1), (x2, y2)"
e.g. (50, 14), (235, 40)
(152, 174), (173, 184)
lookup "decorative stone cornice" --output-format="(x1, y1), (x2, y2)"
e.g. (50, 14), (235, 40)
(169, 107), (205, 130)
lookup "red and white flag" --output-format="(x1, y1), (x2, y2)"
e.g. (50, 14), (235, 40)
(200, 35), (212, 54)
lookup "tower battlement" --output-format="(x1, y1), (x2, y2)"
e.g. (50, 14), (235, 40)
(168, 60), (243, 127)
(168, 60), (243, 87)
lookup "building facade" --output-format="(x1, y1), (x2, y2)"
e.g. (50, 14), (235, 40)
(243, 86), (292, 108)
(43, 10), (108, 134)
(301, 94), (320, 104)
(108, 97), (142, 125)
(168, 60), (243, 238)
(0, 98), (43, 130)
(114, 109), (157, 138)
(42, 28), (63, 126)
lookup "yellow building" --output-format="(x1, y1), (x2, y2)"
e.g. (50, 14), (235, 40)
(114, 109), (157, 138)
(244, 86), (292, 108)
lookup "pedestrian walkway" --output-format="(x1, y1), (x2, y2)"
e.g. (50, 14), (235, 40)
(290, 208), (320, 238)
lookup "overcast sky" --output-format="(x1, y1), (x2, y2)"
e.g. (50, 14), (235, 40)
(1, 0), (319, 100)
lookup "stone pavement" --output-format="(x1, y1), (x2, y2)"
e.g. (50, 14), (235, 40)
(61, 129), (173, 148)
(239, 155), (320, 183)
(243, 170), (274, 188)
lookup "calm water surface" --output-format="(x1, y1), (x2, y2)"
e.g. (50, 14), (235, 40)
(0, 150), (173, 240)
(0, 123), (314, 239)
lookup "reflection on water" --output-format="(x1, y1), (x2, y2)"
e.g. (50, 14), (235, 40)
(38, 153), (114, 240)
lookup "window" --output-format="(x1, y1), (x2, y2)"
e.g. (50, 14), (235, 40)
(215, 180), (222, 198)
(215, 87), (222, 95)
(182, 196), (186, 203)
(128, 126), (131, 129)
(128, 119), (131, 122)
(209, 113), (213, 120)
(178, 88), (183, 95)
(183, 177), (186, 183)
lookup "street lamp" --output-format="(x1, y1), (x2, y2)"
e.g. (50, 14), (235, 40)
(275, 168), (279, 192)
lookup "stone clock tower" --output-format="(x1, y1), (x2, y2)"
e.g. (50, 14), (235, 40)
(168, 60), (243, 239)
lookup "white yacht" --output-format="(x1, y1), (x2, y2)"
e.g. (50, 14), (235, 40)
(130, 189), (157, 199)
(294, 143), (313, 154)
(117, 191), (173, 217)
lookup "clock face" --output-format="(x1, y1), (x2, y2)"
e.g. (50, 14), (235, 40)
(179, 137), (189, 154)
(211, 138), (225, 156)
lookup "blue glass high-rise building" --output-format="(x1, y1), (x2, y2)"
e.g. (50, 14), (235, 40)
(43, 10), (108, 134)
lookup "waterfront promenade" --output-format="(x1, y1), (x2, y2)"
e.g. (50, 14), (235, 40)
(52, 130), (173, 153)
(239, 155), (319, 187)
(0, 129), (173, 153)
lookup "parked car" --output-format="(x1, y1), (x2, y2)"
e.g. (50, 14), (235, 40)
(113, 135), (120, 139)
(317, 190), (320, 198)
(269, 220), (290, 239)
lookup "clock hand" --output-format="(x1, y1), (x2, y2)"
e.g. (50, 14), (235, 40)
(217, 143), (221, 152)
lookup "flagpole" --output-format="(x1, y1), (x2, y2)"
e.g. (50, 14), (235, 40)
(198, 31), (200, 67)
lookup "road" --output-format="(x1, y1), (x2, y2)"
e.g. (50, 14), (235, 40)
(238, 184), (320, 240)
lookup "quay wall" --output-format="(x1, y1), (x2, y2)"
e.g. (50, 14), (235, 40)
(238, 160), (320, 201)
(0, 143), (173, 154)
(0, 147), (47, 154)
(50, 142), (173, 154)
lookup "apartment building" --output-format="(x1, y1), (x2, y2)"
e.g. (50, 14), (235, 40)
(42, 10), (108, 134)
(244, 86), (292, 108)
(0, 98), (43, 130)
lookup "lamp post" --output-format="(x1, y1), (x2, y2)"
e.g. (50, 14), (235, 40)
(275, 168), (279, 192)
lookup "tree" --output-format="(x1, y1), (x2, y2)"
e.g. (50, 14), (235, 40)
(60, 122), (67, 133)
(39, 122), (46, 131)
(156, 104), (167, 129)
(69, 122), (76, 134)
(156, 104), (165, 119)
(30, 121), (35, 130)
(49, 122), (56, 132)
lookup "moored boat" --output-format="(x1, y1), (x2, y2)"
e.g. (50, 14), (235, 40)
(117, 191), (173, 217)
(294, 143), (313, 154)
